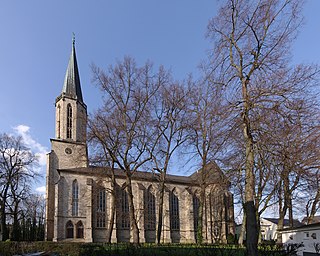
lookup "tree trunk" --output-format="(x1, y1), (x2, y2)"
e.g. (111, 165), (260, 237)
(257, 214), (261, 244)
(242, 78), (258, 256)
(197, 186), (205, 244)
(106, 171), (116, 243)
(288, 195), (294, 227)
(126, 174), (140, 244)
(238, 211), (246, 245)
(277, 184), (286, 244)
(308, 187), (320, 224)
(12, 201), (20, 241)
(0, 200), (8, 241)
(156, 175), (165, 244)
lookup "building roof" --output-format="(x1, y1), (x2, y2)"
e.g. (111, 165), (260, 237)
(301, 216), (320, 224)
(263, 217), (303, 228)
(59, 37), (83, 103)
(58, 163), (228, 188)
(279, 222), (320, 233)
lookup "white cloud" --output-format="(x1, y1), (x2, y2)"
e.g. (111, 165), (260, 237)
(35, 186), (46, 194)
(13, 125), (48, 166)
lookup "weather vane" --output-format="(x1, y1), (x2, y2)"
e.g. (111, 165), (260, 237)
(72, 32), (76, 45)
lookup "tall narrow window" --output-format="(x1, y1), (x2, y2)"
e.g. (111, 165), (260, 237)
(96, 188), (106, 228)
(144, 187), (156, 230)
(121, 189), (130, 229)
(72, 180), (79, 216)
(193, 194), (200, 239)
(76, 221), (84, 238)
(169, 190), (180, 230)
(57, 105), (61, 139)
(67, 104), (72, 139)
(66, 220), (74, 238)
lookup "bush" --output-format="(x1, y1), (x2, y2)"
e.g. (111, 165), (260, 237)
(0, 241), (290, 256)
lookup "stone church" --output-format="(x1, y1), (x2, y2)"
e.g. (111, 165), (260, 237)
(45, 40), (235, 243)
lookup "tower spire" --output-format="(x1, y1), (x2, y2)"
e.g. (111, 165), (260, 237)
(60, 35), (83, 103)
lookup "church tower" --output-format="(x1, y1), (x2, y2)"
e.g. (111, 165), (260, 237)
(51, 37), (88, 170)
(45, 38), (88, 241)
(55, 37), (87, 144)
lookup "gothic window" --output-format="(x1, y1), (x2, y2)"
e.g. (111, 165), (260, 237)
(144, 187), (156, 230)
(76, 221), (84, 238)
(72, 180), (79, 216)
(121, 188), (130, 229)
(66, 220), (74, 238)
(193, 194), (200, 238)
(57, 104), (61, 139)
(96, 188), (106, 228)
(67, 104), (72, 139)
(169, 190), (180, 230)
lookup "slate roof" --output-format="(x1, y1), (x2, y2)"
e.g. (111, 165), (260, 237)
(59, 37), (83, 103)
(263, 217), (303, 228)
(279, 222), (320, 232)
(58, 162), (227, 187)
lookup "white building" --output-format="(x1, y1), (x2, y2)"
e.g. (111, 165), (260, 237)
(235, 217), (302, 242)
(260, 217), (302, 241)
(280, 223), (320, 256)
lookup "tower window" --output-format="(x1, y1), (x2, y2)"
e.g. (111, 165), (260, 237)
(57, 104), (61, 139)
(67, 104), (72, 139)
(72, 180), (79, 216)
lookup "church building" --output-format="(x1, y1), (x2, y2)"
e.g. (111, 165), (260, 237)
(45, 40), (235, 243)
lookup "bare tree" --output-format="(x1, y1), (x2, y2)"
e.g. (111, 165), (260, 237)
(186, 77), (231, 244)
(86, 135), (117, 243)
(150, 81), (189, 244)
(90, 57), (169, 244)
(0, 133), (37, 241)
(206, 0), (315, 253)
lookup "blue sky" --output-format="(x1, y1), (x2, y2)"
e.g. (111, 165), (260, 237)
(0, 0), (319, 194)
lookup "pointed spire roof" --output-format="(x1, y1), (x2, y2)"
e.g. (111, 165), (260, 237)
(61, 36), (83, 103)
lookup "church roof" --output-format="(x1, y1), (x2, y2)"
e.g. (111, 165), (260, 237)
(60, 37), (83, 103)
(58, 163), (229, 188)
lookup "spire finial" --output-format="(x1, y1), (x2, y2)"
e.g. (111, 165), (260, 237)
(72, 32), (75, 46)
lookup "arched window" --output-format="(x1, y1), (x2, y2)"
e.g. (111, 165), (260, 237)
(121, 188), (130, 229)
(96, 188), (106, 228)
(66, 220), (74, 238)
(72, 180), (79, 216)
(57, 104), (61, 139)
(144, 186), (156, 230)
(193, 194), (200, 239)
(76, 221), (84, 238)
(169, 190), (180, 230)
(67, 104), (72, 139)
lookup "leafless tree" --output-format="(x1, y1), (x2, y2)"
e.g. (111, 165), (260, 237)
(90, 57), (169, 244)
(186, 78), (231, 244)
(150, 81), (189, 244)
(206, 0), (316, 253)
(86, 134), (117, 243)
(0, 133), (37, 241)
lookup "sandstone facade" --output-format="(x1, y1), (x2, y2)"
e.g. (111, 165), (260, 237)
(45, 40), (235, 243)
